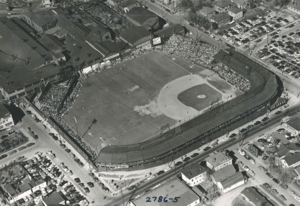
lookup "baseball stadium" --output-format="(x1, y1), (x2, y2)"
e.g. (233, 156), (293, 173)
(93, 48), (282, 171)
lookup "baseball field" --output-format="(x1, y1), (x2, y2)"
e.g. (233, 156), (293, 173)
(64, 51), (241, 151)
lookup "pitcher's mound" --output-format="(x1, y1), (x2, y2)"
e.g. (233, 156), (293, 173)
(197, 94), (206, 99)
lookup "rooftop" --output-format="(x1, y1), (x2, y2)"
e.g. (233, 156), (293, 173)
(215, 0), (232, 8)
(232, 0), (248, 5)
(181, 163), (206, 179)
(120, 26), (152, 46)
(24, 11), (57, 27)
(199, 6), (215, 15)
(43, 191), (65, 206)
(228, 6), (243, 14)
(0, 104), (9, 119)
(271, 131), (289, 145)
(220, 172), (244, 190)
(206, 152), (231, 168)
(126, 7), (158, 25)
(283, 152), (300, 166)
(154, 24), (185, 38)
(0, 17), (60, 94)
(211, 12), (231, 22)
(286, 116), (300, 131)
(275, 144), (290, 158)
(212, 164), (236, 182)
(133, 178), (198, 206)
(241, 187), (273, 206)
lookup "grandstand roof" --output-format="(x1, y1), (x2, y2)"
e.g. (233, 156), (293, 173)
(24, 11), (57, 27)
(126, 7), (158, 25)
(0, 17), (60, 94)
(154, 24), (185, 38)
(120, 26), (152, 46)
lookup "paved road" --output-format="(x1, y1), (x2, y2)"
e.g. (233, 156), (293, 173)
(0, 112), (108, 205)
(107, 103), (300, 206)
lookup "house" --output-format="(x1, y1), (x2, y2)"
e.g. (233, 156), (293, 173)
(283, 116), (300, 136)
(274, 144), (290, 159)
(211, 12), (232, 26)
(206, 152), (232, 171)
(23, 11), (57, 34)
(270, 131), (289, 145)
(42, 192), (65, 206)
(241, 187), (273, 206)
(181, 163), (207, 186)
(198, 7), (216, 19)
(86, 26), (112, 42)
(107, 0), (141, 13)
(126, 7), (160, 31)
(227, 5), (243, 20)
(220, 172), (245, 193)
(211, 164), (236, 184)
(214, 0), (232, 13)
(154, 24), (185, 38)
(0, 104), (14, 130)
(231, 0), (248, 9)
(281, 152), (300, 168)
(132, 178), (199, 206)
(120, 26), (153, 47)
(287, 0), (300, 15)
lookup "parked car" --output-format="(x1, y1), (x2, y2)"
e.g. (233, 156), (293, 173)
(262, 156), (269, 160)
(273, 178), (280, 184)
(289, 190), (296, 196)
(239, 149), (245, 156)
(263, 183), (271, 189)
(87, 182), (94, 188)
(254, 121), (261, 125)
(243, 165), (250, 171)
(279, 195), (286, 201)
(229, 133), (237, 138)
(175, 161), (182, 166)
(271, 189), (279, 195)
(0, 154), (8, 159)
(258, 139), (267, 143)
(249, 170), (255, 176)
(280, 184), (288, 189)
(204, 147), (211, 151)
(259, 166), (266, 172)
(9, 150), (17, 155)
(249, 159), (256, 164)
(26, 143), (35, 147)
(1, 135), (8, 139)
(275, 111), (282, 115)
(128, 185), (137, 191)
(238, 161), (244, 167)
(191, 153), (199, 157)
(18, 146), (27, 151)
(74, 178), (80, 183)
(266, 172), (273, 178)
(84, 187), (90, 193)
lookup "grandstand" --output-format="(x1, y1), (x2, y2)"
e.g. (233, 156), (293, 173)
(96, 48), (282, 171)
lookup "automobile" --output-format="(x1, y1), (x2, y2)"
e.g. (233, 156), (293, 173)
(237, 161), (244, 167)
(79, 183), (85, 188)
(8, 130), (15, 135)
(239, 149), (245, 155)
(128, 185), (137, 190)
(244, 154), (250, 160)
(273, 178), (280, 184)
(84, 187), (90, 193)
(26, 143), (35, 148)
(240, 128), (248, 133)
(243, 165), (250, 171)
(229, 133), (237, 138)
(175, 161), (182, 166)
(87, 182), (94, 188)
(263, 155), (269, 160)
(295, 196), (300, 202)
(74, 178), (80, 183)
(183, 157), (190, 162)
(9, 150), (17, 155)
(289, 32), (294, 36)
(204, 147), (211, 151)
(263, 183), (271, 189)
(259, 166), (266, 172)
(280, 184), (288, 189)
(18, 146), (27, 151)
(271, 189), (279, 195)
(277, 128), (285, 132)
(258, 138), (267, 143)
(93, 177), (99, 182)
(0, 154), (8, 159)
(67, 170), (73, 175)
(26, 110), (31, 114)
(279, 195), (286, 201)
(65, 149), (71, 153)
(191, 153), (199, 157)
(60, 144), (66, 149)
(77, 161), (84, 167)
(262, 117), (269, 122)
(157, 171), (165, 175)
(249, 170), (255, 176)
(266, 172), (273, 178)
(289, 190), (296, 196)
(52, 136), (58, 141)
(250, 159), (256, 165)
(261, 122), (268, 126)
(282, 35), (287, 38)
(254, 121), (261, 126)
(16, 156), (25, 160)
(275, 111), (282, 115)
(98, 182), (104, 187)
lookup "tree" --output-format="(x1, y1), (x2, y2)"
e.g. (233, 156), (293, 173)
(212, 22), (218, 30)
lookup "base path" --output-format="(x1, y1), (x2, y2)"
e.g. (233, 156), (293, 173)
(157, 74), (224, 120)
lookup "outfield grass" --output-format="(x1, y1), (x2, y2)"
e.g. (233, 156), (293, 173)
(177, 84), (222, 111)
(64, 51), (195, 150)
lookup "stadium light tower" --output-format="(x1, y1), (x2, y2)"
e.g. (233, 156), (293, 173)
(81, 119), (97, 139)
